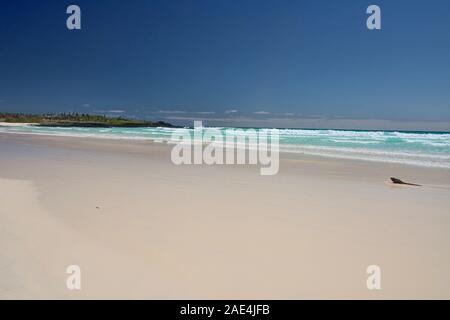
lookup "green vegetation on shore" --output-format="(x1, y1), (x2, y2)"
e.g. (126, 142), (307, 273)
(0, 112), (177, 128)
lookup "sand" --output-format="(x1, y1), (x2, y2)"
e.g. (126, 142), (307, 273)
(0, 122), (36, 127)
(1, 133), (450, 299)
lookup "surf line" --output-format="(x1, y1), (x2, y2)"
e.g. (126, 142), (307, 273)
(169, 121), (280, 175)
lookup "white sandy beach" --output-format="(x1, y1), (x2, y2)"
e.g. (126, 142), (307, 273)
(1, 133), (450, 299)
(0, 122), (36, 127)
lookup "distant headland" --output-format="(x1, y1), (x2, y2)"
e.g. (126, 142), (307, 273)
(0, 112), (177, 128)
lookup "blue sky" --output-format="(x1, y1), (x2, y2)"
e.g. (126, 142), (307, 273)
(0, 0), (450, 129)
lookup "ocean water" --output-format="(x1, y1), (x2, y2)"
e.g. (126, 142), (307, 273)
(1, 125), (450, 168)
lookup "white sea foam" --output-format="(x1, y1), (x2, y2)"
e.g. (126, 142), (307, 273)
(1, 125), (449, 168)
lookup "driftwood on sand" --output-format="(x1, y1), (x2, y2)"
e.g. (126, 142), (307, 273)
(390, 177), (422, 187)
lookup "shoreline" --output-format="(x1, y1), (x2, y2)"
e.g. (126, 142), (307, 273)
(0, 122), (37, 127)
(0, 130), (449, 170)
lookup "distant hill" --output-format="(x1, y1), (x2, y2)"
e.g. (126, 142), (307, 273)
(0, 112), (177, 128)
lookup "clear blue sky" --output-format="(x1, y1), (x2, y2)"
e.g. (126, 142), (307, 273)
(1, 0), (450, 127)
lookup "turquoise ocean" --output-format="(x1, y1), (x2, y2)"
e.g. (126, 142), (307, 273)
(1, 125), (450, 169)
